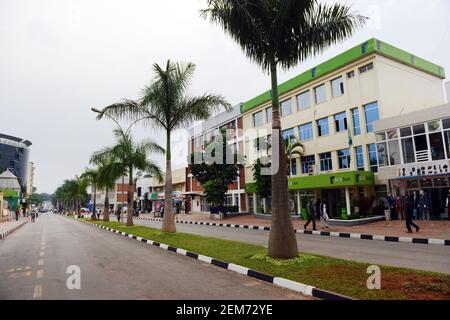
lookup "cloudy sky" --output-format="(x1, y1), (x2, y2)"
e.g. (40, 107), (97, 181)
(1, 0), (449, 193)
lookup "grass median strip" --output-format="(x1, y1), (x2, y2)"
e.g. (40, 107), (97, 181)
(84, 219), (450, 300)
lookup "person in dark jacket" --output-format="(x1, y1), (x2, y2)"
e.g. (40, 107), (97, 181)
(418, 191), (430, 221)
(405, 192), (420, 233)
(412, 191), (420, 220)
(386, 193), (397, 220)
(304, 200), (317, 231)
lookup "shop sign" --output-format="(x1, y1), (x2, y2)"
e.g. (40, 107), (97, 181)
(397, 160), (450, 178)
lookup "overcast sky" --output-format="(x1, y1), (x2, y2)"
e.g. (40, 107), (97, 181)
(1, 0), (449, 194)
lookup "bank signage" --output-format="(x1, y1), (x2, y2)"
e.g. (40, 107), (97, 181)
(288, 171), (374, 190)
(396, 160), (450, 178)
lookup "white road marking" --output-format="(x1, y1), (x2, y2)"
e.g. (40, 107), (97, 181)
(40, 252), (45, 257)
(36, 270), (44, 279)
(33, 285), (42, 298)
(38, 259), (44, 266)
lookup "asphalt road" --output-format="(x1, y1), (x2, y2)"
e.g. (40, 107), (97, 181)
(132, 218), (450, 275)
(0, 213), (311, 300)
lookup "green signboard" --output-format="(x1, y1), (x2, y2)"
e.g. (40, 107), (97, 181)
(288, 171), (375, 191)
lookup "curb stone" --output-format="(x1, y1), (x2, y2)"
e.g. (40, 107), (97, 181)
(0, 220), (28, 240)
(134, 217), (450, 247)
(78, 219), (354, 301)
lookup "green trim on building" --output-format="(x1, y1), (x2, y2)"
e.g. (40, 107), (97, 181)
(245, 183), (257, 194)
(288, 171), (375, 191)
(0, 190), (19, 198)
(241, 38), (445, 114)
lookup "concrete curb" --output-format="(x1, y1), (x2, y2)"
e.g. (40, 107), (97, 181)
(79, 219), (353, 301)
(135, 217), (450, 246)
(0, 219), (28, 240)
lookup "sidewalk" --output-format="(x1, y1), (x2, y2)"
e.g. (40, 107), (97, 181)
(0, 218), (28, 239)
(139, 213), (450, 240)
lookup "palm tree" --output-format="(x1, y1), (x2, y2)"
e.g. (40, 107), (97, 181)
(94, 61), (230, 233)
(202, 0), (366, 259)
(91, 129), (164, 226)
(81, 168), (101, 220)
(285, 138), (304, 178)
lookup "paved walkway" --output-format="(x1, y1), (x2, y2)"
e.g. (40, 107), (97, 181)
(0, 218), (28, 235)
(140, 213), (450, 240)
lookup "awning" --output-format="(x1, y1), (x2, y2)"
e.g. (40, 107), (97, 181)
(181, 192), (204, 196)
(288, 171), (375, 190)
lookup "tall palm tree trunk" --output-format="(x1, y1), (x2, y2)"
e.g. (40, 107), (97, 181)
(103, 188), (110, 222)
(92, 186), (97, 220)
(267, 61), (299, 259)
(162, 132), (176, 233)
(126, 167), (134, 226)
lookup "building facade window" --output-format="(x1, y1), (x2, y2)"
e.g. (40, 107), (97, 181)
(266, 107), (272, 123)
(283, 128), (295, 143)
(334, 112), (348, 132)
(319, 152), (332, 171)
(351, 108), (361, 136)
(301, 155), (316, 174)
(355, 146), (365, 171)
(299, 123), (313, 141)
(331, 76), (344, 98)
(377, 142), (388, 167)
(347, 70), (355, 79)
(314, 84), (326, 104)
(368, 144), (378, 173)
(297, 91), (311, 110)
(281, 99), (292, 117)
(364, 102), (380, 133)
(359, 63), (374, 74)
(317, 118), (329, 137)
(338, 149), (351, 169)
(288, 159), (298, 176)
(253, 111), (264, 127)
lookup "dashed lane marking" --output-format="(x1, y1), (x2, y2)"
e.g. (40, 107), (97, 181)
(33, 285), (42, 299)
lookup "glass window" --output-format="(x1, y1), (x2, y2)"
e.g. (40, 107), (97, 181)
(413, 124), (425, 135)
(351, 108), (361, 136)
(429, 132), (446, 160)
(253, 111), (264, 127)
(334, 112), (348, 132)
(299, 123), (313, 141)
(301, 155), (316, 174)
(319, 152), (333, 171)
(414, 135), (428, 152)
(317, 118), (329, 137)
(359, 63), (374, 74)
(377, 143), (388, 167)
(266, 107), (272, 123)
(400, 127), (412, 137)
(401, 138), (415, 164)
(283, 128), (295, 143)
(347, 70), (355, 79)
(428, 121), (441, 132)
(388, 140), (401, 166)
(364, 102), (380, 133)
(314, 84), (326, 104)
(338, 149), (351, 169)
(281, 99), (292, 117)
(355, 146), (365, 171)
(289, 159), (298, 176)
(368, 144), (378, 173)
(297, 91), (310, 110)
(331, 77), (344, 98)
(445, 131), (450, 159)
(376, 132), (386, 142)
(387, 129), (398, 140)
(443, 118), (450, 130)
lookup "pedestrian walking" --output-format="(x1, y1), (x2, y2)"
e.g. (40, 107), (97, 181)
(412, 191), (420, 220)
(419, 190), (430, 221)
(320, 201), (330, 229)
(15, 208), (20, 221)
(386, 193), (397, 220)
(117, 209), (121, 222)
(304, 200), (317, 231)
(31, 210), (36, 223)
(405, 192), (420, 234)
(396, 194), (404, 220)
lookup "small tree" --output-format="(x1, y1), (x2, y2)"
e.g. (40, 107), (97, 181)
(190, 129), (242, 214)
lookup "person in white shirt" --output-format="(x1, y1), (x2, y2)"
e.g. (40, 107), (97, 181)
(320, 201), (330, 229)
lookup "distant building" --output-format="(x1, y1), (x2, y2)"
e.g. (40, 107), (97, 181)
(26, 161), (35, 196)
(0, 133), (32, 187)
(94, 176), (129, 212)
(446, 81), (450, 103)
(151, 168), (187, 213)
